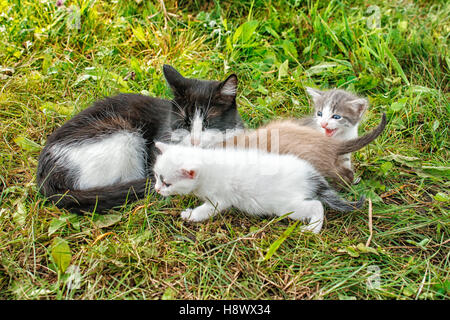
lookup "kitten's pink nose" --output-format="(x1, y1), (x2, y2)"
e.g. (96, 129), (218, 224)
(190, 138), (200, 146)
(320, 121), (328, 128)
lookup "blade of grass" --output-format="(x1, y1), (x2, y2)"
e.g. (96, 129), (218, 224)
(263, 219), (300, 261)
(381, 40), (410, 85)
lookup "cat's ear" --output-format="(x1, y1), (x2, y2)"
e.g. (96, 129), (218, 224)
(349, 98), (368, 118)
(218, 74), (238, 99)
(180, 168), (196, 179)
(305, 87), (324, 103)
(163, 65), (186, 96)
(155, 141), (169, 153)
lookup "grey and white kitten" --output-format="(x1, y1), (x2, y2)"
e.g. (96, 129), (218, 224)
(299, 88), (369, 172)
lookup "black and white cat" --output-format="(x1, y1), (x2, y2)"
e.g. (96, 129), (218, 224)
(37, 65), (244, 213)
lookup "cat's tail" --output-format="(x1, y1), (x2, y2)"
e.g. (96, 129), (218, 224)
(312, 174), (365, 212)
(44, 178), (153, 214)
(337, 113), (386, 155)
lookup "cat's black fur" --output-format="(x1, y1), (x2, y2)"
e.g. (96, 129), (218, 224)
(37, 65), (244, 213)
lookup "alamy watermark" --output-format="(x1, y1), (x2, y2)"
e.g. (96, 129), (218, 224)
(366, 265), (381, 290)
(169, 128), (281, 175)
(366, 5), (381, 29)
(57, 1), (81, 31)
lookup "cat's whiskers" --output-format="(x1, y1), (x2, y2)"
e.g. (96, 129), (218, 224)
(170, 100), (186, 118)
(168, 108), (185, 120)
(204, 90), (214, 121)
(159, 131), (179, 143)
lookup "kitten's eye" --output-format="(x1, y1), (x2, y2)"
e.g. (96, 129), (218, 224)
(159, 175), (171, 187)
(317, 111), (322, 117)
(332, 114), (341, 120)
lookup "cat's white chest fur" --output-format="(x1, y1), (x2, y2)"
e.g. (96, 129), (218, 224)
(334, 125), (359, 141)
(51, 130), (147, 189)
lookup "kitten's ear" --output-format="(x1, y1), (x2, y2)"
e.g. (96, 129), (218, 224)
(349, 98), (369, 118)
(163, 65), (186, 96)
(155, 141), (169, 153)
(218, 74), (238, 99)
(180, 168), (196, 179)
(305, 87), (324, 103)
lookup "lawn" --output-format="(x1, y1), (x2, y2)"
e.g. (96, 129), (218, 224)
(0, 0), (448, 300)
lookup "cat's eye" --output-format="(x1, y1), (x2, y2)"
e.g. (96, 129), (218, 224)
(159, 175), (171, 187)
(317, 111), (322, 117)
(332, 114), (341, 120)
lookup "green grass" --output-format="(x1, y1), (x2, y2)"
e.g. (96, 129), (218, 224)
(0, 0), (449, 300)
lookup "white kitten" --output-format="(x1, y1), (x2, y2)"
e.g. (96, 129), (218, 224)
(153, 142), (364, 233)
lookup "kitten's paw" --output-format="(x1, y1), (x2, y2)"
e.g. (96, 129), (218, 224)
(300, 222), (322, 234)
(180, 208), (208, 222)
(180, 209), (194, 221)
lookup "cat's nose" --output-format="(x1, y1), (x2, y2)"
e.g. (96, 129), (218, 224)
(320, 121), (328, 128)
(190, 137), (200, 146)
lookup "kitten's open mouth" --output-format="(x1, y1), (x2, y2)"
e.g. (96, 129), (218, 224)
(325, 128), (337, 137)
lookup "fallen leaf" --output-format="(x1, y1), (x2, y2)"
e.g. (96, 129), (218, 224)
(278, 59), (289, 80)
(50, 237), (72, 274)
(14, 136), (42, 152)
(92, 213), (122, 228)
